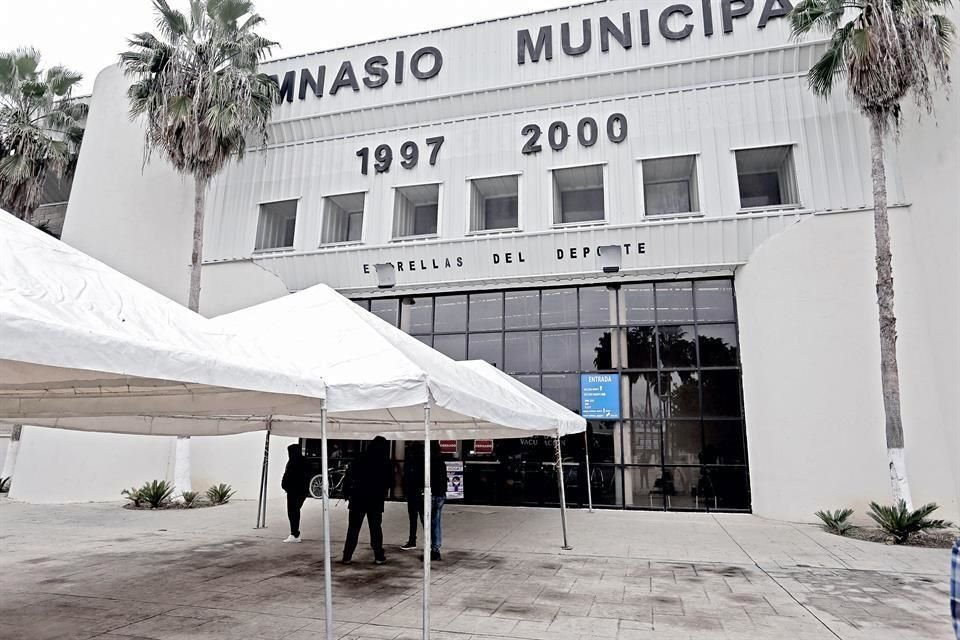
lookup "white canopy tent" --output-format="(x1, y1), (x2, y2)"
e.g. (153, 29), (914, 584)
(0, 212), (327, 432)
(215, 284), (586, 640)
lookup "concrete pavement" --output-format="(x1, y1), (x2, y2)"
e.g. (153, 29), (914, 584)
(0, 497), (955, 639)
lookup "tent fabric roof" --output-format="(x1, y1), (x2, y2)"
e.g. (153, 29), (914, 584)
(0, 212), (326, 435)
(214, 284), (586, 440)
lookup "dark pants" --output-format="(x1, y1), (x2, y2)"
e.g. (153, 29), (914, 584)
(286, 494), (307, 537)
(406, 493), (424, 543)
(343, 509), (384, 560)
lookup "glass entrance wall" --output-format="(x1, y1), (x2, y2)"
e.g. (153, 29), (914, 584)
(352, 277), (749, 511)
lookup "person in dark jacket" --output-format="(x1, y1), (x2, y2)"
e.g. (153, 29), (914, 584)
(341, 436), (392, 564)
(428, 441), (448, 561)
(281, 443), (310, 543)
(400, 442), (424, 550)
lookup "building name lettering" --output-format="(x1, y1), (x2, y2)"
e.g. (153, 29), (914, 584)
(517, 0), (793, 64)
(270, 47), (443, 103)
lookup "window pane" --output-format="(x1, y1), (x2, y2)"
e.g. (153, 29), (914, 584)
(664, 420), (702, 464)
(698, 324), (739, 367)
(413, 335), (433, 348)
(703, 421), (746, 465)
(541, 288), (578, 328)
(541, 374), (579, 410)
(370, 299), (398, 326)
(347, 211), (363, 241)
(413, 204), (438, 235)
(626, 420), (662, 465)
(624, 466), (664, 509)
(468, 333), (503, 368)
(658, 325), (697, 368)
(434, 295), (467, 332)
(624, 326), (657, 369)
(694, 280), (736, 322)
(700, 370), (741, 417)
(626, 373), (662, 419)
(541, 330), (579, 372)
(662, 466), (706, 510)
(580, 328), (616, 371)
(469, 292), (503, 331)
(735, 146), (798, 208)
(587, 421), (617, 463)
(402, 296), (433, 334)
(554, 165), (605, 224)
(642, 155), (698, 216)
(705, 466), (750, 510)
(623, 284), (655, 324)
(588, 463), (623, 506)
(255, 200), (297, 250)
(505, 290), (539, 329)
(484, 196), (518, 230)
(504, 331), (540, 374)
(513, 374), (540, 392)
(433, 334), (466, 361)
(579, 286), (613, 326)
(352, 299), (371, 311)
(655, 281), (695, 323)
(660, 371), (700, 417)
(472, 175), (519, 231)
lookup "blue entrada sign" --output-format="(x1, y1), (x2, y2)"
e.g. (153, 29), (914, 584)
(580, 373), (621, 420)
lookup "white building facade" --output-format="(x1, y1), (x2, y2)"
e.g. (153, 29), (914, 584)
(11, 0), (958, 521)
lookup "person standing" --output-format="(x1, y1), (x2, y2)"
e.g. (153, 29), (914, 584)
(400, 442), (424, 550)
(428, 441), (448, 561)
(341, 436), (392, 565)
(281, 443), (310, 543)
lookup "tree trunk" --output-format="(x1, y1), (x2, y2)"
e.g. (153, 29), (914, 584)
(869, 115), (912, 510)
(1, 424), (23, 490)
(173, 174), (208, 497)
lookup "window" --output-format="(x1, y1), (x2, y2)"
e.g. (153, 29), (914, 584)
(642, 155), (699, 216)
(321, 192), (364, 244)
(552, 165), (604, 224)
(254, 200), (297, 251)
(393, 184), (440, 238)
(735, 145), (799, 208)
(470, 175), (519, 231)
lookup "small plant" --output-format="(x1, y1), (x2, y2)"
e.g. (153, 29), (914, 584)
(867, 500), (953, 544)
(121, 486), (144, 507)
(0, 476), (10, 493)
(206, 483), (236, 506)
(815, 508), (855, 535)
(181, 491), (200, 507)
(139, 480), (175, 509)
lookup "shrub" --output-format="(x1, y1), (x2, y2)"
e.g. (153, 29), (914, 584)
(139, 480), (175, 509)
(867, 500), (953, 544)
(206, 483), (236, 505)
(815, 508), (854, 535)
(121, 486), (144, 507)
(181, 491), (200, 507)
(0, 476), (10, 493)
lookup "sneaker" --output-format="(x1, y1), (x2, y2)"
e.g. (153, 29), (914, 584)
(374, 556), (387, 565)
(400, 540), (417, 550)
(340, 557), (352, 565)
(430, 549), (442, 562)
(282, 535), (302, 543)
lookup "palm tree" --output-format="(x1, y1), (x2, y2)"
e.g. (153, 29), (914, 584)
(0, 48), (86, 223)
(120, 0), (279, 494)
(790, 0), (954, 508)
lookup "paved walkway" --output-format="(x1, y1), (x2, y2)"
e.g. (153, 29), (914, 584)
(0, 497), (955, 639)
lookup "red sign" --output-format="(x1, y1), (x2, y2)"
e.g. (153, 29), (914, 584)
(473, 439), (494, 455)
(439, 440), (458, 454)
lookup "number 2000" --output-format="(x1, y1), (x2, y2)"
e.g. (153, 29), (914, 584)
(521, 114), (627, 155)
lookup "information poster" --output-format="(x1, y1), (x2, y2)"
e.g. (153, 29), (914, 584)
(445, 461), (464, 500)
(580, 373), (621, 419)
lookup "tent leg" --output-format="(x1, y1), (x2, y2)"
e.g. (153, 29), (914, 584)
(555, 434), (573, 551)
(584, 430), (594, 513)
(320, 404), (334, 640)
(255, 426), (271, 529)
(422, 403), (432, 640)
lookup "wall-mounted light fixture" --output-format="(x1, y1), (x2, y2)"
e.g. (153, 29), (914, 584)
(373, 263), (396, 289)
(597, 245), (622, 273)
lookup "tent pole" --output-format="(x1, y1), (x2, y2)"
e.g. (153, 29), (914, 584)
(320, 402), (334, 640)
(584, 430), (594, 513)
(554, 433), (573, 550)
(422, 402), (432, 640)
(255, 423), (271, 529)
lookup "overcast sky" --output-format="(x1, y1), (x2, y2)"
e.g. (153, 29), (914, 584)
(1, 0), (576, 94)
